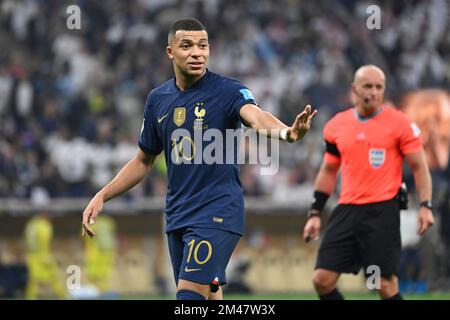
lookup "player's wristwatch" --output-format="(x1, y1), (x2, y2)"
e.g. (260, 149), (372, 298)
(419, 200), (433, 210)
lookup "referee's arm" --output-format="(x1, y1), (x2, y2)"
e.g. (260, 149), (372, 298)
(303, 160), (340, 242)
(313, 161), (340, 199)
(405, 150), (434, 235)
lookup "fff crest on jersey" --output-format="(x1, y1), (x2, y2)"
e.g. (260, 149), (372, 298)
(369, 148), (386, 168)
(193, 102), (207, 130)
(173, 107), (186, 127)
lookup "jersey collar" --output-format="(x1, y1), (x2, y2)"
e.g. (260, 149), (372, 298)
(353, 105), (384, 122)
(173, 69), (211, 92)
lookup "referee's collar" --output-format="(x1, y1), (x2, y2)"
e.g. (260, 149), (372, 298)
(353, 106), (384, 122)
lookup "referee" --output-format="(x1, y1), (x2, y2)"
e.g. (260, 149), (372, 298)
(303, 65), (434, 300)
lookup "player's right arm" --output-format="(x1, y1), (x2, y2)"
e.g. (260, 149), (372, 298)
(82, 149), (157, 238)
(240, 104), (317, 142)
(303, 155), (340, 242)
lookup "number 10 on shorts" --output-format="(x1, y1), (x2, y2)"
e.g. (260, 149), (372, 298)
(187, 239), (212, 265)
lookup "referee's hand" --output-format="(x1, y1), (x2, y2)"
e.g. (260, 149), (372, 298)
(82, 194), (104, 238)
(303, 215), (321, 243)
(417, 207), (434, 236)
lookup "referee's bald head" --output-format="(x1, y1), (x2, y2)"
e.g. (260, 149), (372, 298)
(353, 65), (385, 84)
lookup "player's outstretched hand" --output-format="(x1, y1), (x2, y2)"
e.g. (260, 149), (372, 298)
(417, 207), (434, 236)
(286, 105), (317, 142)
(303, 215), (321, 243)
(82, 194), (104, 238)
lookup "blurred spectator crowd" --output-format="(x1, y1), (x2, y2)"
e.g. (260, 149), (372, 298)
(0, 0), (449, 202)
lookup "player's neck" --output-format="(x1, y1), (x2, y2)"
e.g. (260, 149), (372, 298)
(174, 70), (206, 91)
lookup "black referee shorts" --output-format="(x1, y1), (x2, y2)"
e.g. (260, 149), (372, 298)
(315, 198), (401, 278)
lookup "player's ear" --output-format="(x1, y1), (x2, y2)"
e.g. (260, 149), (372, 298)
(166, 46), (174, 60)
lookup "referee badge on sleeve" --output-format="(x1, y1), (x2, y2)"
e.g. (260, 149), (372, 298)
(369, 148), (385, 168)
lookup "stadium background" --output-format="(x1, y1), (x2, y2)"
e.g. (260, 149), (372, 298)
(0, 0), (449, 299)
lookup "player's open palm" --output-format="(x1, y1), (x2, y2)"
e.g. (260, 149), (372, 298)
(303, 216), (321, 242)
(287, 105), (317, 142)
(82, 194), (104, 238)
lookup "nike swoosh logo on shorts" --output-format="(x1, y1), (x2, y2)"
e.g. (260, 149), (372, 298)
(184, 266), (202, 272)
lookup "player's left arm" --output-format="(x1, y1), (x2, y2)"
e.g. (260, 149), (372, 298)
(239, 104), (317, 142)
(405, 150), (435, 235)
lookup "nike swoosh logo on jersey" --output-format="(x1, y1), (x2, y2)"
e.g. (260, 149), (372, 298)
(157, 113), (169, 123)
(184, 266), (202, 272)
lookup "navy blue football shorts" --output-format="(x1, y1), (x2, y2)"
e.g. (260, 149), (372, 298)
(167, 227), (241, 288)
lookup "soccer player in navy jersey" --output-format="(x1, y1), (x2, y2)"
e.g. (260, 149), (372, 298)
(82, 18), (317, 300)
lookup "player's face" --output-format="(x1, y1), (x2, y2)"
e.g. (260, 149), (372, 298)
(167, 30), (209, 78)
(353, 71), (385, 109)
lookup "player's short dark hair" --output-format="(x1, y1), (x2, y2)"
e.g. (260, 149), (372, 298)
(168, 18), (207, 44)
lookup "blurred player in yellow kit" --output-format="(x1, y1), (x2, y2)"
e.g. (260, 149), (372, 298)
(24, 212), (66, 299)
(83, 215), (117, 293)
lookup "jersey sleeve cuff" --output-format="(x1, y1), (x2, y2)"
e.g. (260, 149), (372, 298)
(402, 145), (423, 155)
(324, 152), (341, 164)
(138, 143), (161, 155)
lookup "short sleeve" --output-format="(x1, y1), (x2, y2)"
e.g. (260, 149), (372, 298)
(138, 93), (163, 155)
(398, 116), (423, 155)
(323, 118), (341, 164)
(323, 120), (337, 145)
(225, 80), (258, 121)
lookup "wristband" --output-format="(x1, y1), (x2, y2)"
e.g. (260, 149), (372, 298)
(311, 190), (330, 212)
(280, 128), (288, 141)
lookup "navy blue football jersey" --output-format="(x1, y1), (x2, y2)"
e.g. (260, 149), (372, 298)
(139, 70), (257, 235)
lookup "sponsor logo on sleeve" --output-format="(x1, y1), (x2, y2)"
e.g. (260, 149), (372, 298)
(239, 88), (255, 101)
(411, 123), (421, 138)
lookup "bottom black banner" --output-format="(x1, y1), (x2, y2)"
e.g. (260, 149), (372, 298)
(3, 300), (448, 319)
